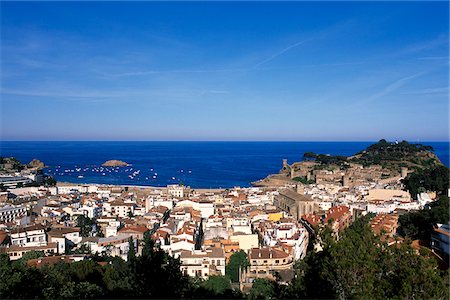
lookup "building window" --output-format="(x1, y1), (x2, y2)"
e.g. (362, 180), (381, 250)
(263, 260), (267, 263)
(275, 260), (279, 263)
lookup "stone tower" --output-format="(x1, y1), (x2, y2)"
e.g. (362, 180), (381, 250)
(342, 175), (350, 187)
(282, 159), (288, 169)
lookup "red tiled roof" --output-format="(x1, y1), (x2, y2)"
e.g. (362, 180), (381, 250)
(324, 206), (350, 223)
(119, 225), (149, 234)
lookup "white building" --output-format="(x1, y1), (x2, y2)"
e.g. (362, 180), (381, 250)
(0, 205), (27, 223)
(164, 238), (196, 256)
(0, 176), (33, 189)
(431, 223), (449, 259)
(10, 224), (47, 247)
(81, 234), (134, 261)
(4, 243), (58, 261)
(104, 200), (135, 218)
(227, 217), (252, 234)
(271, 222), (309, 260)
(79, 204), (102, 218)
(176, 199), (215, 219)
(179, 248), (226, 278)
(47, 227), (82, 254)
(145, 197), (174, 212)
(167, 185), (185, 198)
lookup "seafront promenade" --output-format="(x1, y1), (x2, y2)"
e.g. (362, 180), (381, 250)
(56, 181), (226, 194)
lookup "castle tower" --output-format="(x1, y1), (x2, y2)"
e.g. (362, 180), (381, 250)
(282, 159), (288, 169)
(342, 175), (350, 187)
(401, 167), (408, 178)
(306, 172), (311, 182)
(290, 167), (295, 179)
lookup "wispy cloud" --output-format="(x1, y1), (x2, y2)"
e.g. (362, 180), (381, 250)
(416, 56), (448, 60)
(100, 60), (364, 78)
(0, 86), (229, 102)
(103, 68), (249, 78)
(402, 35), (448, 54)
(0, 88), (128, 99)
(351, 72), (427, 108)
(401, 87), (448, 95)
(253, 39), (310, 68)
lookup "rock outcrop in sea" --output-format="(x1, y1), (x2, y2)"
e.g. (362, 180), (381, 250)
(27, 159), (46, 169)
(102, 160), (129, 167)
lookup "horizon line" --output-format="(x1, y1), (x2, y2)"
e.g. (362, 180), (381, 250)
(1, 140), (449, 143)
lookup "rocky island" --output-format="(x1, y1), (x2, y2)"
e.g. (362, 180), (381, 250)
(101, 160), (129, 167)
(27, 158), (46, 169)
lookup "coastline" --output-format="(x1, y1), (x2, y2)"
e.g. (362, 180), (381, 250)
(56, 181), (227, 193)
(3, 141), (448, 189)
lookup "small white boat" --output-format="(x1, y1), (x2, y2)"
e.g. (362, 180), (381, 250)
(78, 175), (84, 178)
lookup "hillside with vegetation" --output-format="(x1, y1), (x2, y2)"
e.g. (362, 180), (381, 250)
(303, 139), (443, 172)
(0, 157), (46, 173)
(350, 139), (441, 170)
(0, 157), (27, 172)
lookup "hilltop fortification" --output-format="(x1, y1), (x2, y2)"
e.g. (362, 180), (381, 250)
(253, 140), (443, 187)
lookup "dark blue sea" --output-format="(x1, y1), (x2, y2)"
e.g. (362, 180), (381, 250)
(0, 142), (448, 188)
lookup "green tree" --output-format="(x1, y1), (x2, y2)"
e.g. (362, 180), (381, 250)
(226, 250), (250, 283)
(403, 165), (449, 198)
(44, 176), (57, 186)
(127, 237), (135, 262)
(129, 231), (189, 298)
(247, 278), (279, 300)
(0, 253), (45, 299)
(283, 215), (448, 299)
(399, 195), (450, 240)
(200, 275), (232, 297)
(74, 281), (104, 299)
(77, 215), (95, 237)
(16, 250), (44, 265)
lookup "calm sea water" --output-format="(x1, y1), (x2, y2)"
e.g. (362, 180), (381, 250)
(0, 141), (448, 188)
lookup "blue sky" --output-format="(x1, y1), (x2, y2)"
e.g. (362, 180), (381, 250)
(1, 1), (448, 141)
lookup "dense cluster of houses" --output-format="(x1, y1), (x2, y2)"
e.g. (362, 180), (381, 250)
(0, 173), (446, 286)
